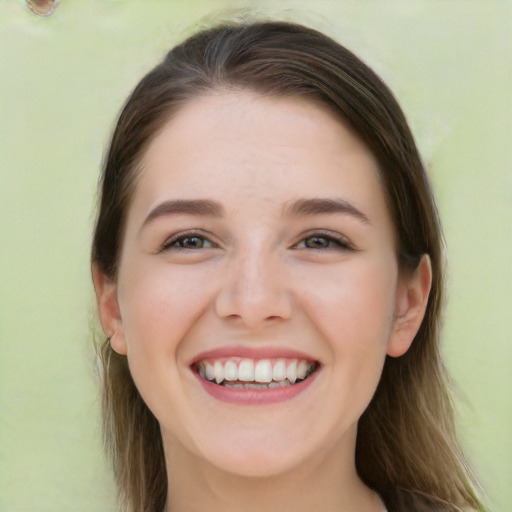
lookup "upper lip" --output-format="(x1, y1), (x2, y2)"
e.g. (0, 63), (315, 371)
(191, 345), (318, 365)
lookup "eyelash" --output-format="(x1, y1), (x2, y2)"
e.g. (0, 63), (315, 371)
(160, 229), (354, 253)
(293, 231), (354, 251)
(160, 230), (216, 252)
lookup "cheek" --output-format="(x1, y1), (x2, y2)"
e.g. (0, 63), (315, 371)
(296, 257), (398, 356)
(291, 259), (398, 431)
(117, 262), (215, 356)
(115, 263), (216, 428)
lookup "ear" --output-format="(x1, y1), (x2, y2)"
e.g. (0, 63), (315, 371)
(91, 264), (127, 355)
(387, 255), (432, 358)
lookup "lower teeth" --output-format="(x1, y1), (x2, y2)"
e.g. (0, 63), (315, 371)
(220, 378), (304, 389)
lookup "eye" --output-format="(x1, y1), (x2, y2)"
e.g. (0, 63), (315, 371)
(304, 236), (335, 249)
(294, 231), (353, 251)
(161, 232), (216, 251)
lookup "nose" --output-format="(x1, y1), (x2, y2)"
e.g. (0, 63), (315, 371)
(214, 247), (293, 328)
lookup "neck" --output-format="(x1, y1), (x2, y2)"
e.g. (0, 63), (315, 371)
(163, 425), (385, 512)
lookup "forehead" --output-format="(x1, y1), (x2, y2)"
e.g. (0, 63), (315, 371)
(130, 90), (388, 223)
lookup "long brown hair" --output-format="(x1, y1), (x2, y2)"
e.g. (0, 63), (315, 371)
(92, 19), (485, 512)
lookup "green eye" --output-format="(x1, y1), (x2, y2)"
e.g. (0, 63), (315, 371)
(295, 232), (353, 251)
(161, 232), (215, 252)
(304, 236), (332, 248)
(177, 236), (207, 249)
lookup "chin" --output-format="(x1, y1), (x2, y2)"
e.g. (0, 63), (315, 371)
(195, 430), (313, 478)
(209, 452), (305, 479)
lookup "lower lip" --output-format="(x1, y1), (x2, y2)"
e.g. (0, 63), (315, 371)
(195, 371), (319, 405)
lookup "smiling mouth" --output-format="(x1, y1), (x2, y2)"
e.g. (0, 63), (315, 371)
(195, 358), (319, 389)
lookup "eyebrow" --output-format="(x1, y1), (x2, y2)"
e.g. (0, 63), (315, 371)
(285, 197), (371, 224)
(141, 196), (370, 230)
(142, 199), (224, 228)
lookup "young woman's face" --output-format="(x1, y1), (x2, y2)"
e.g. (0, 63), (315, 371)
(100, 91), (419, 478)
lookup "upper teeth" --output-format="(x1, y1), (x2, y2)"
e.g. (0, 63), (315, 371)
(197, 358), (316, 385)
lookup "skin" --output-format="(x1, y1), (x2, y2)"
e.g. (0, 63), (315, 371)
(94, 91), (432, 512)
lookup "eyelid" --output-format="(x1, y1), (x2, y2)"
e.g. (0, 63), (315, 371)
(158, 228), (355, 252)
(160, 229), (217, 252)
(292, 229), (356, 250)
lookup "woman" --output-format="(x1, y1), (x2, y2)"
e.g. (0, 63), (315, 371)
(91, 20), (485, 512)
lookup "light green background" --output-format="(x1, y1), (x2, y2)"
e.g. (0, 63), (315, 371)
(1, 1), (510, 511)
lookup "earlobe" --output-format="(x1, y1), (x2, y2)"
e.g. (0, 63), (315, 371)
(387, 255), (432, 358)
(92, 264), (128, 355)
